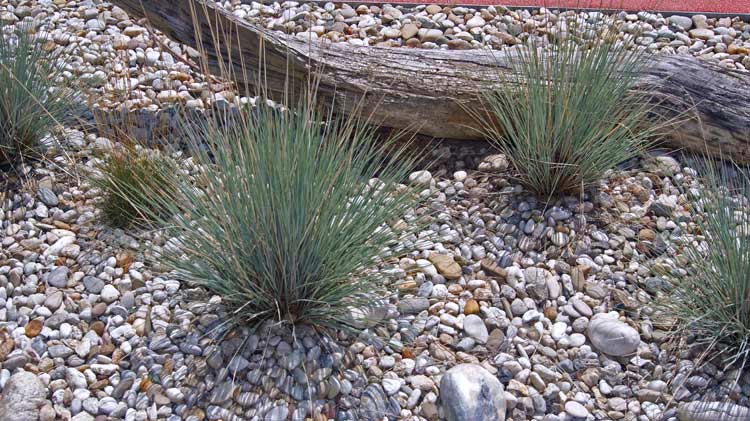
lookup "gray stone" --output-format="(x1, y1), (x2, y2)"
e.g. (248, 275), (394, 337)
(47, 266), (69, 288)
(587, 314), (640, 357)
(3, 353), (29, 371)
(398, 297), (429, 314)
(100, 285), (120, 303)
(266, 405), (289, 421)
(689, 28), (714, 40)
(677, 401), (750, 421)
(463, 315), (488, 343)
(83, 276), (105, 294)
(382, 378), (401, 395)
(565, 401), (590, 418)
(0, 372), (47, 421)
(209, 381), (235, 405)
(66, 367), (88, 390)
(668, 15), (693, 30)
(48, 344), (73, 358)
(45, 290), (63, 311)
(439, 363), (505, 421)
(37, 187), (58, 207)
(360, 384), (398, 421)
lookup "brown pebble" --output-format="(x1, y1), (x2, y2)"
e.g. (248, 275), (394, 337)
(112, 349), (126, 364)
(98, 342), (115, 356)
(39, 358), (55, 372)
(90, 379), (109, 390)
(398, 279), (417, 291)
(92, 302), (107, 317)
(544, 305), (558, 321)
(90, 321), (105, 336)
(405, 38), (421, 48)
(486, 329), (505, 353)
(438, 333), (454, 345)
(480, 258), (506, 278)
(638, 228), (656, 241)
(25, 319), (44, 337)
(464, 299), (480, 315)
(139, 377), (152, 392)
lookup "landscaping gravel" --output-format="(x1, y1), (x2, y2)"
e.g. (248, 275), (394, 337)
(2, 1), (750, 421)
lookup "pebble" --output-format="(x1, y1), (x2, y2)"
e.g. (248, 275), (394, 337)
(565, 401), (590, 418)
(100, 285), (120, 303)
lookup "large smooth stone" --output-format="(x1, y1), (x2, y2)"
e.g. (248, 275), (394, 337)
(0, 372), (47, 421)
(677, 401), (750, 421)
(360, 384), (399, 421)
(439, 363), (506, 420)
(587, 313), (640, 357)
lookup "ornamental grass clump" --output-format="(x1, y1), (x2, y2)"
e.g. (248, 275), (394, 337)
(91, 143), (179, 228)
(479, 16), (659, 199)
(143, 99), (424, 331)
(0, 24), (75, 166)
(660, 161), (750, 369)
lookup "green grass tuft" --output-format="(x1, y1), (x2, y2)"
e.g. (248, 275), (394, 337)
(0, 24), (75, 166)
(478, 17), (658, 199)
(140, 99), (425, 331)
(660, 160), (750, 369)
(91, 144), (179, 228)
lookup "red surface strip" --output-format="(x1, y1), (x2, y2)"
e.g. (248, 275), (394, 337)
(365, 1), (750, 14)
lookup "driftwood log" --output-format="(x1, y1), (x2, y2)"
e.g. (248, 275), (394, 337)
(113, 0), (750, 163)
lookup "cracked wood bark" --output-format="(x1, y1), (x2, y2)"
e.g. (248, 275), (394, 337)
(113, 0), (750, 163)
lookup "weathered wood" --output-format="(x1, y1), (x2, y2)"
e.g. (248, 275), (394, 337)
(113, 0), (750, 163)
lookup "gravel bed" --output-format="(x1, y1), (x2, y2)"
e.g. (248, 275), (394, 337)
(216, 1), (750, 71)
(2, 130), (750, 421)
(2, 1), (750, 421)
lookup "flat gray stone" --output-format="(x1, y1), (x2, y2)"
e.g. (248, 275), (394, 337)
(82, 276), (105, 294)
(37, 187), (58, 207)
(398, 297), (429, 315)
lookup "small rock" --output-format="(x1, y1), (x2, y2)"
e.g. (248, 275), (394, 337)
(398, 297), (429, 314)
(83, 276), (105, 294)
(587, 314), (640, 356)
(47, 266), (69, 288)
(478, 154), (508, 172)
(25, 320), (43, 338)
(37, 187), (58, 207)
(100, 285), (120, 303)
(689, 28), (714, 40)
(464, 299), (480, 315)
(428, 253), (462, 280)
(463, 315), (488, 343)
(409, 170), (432, 186)
(668, 15), (693, 30)
(401, 23), (419, 40)
(565, 401), (590, 418)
